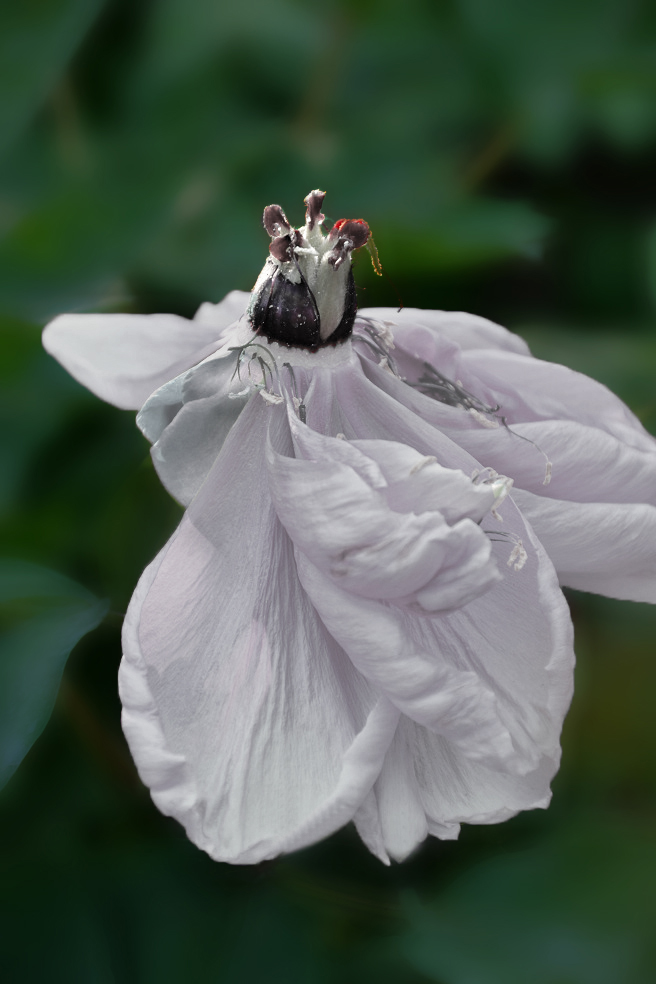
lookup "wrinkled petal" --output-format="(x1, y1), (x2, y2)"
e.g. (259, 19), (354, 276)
(298, 493), (574, 860)
(296, 491), (573, 752)
(458, 349), (655, 452)
(42, 290), (248, 410)
(357, 307), (531, 355)
(310, 357), (479, 473)
(295, 553), (521, 771)
(349, 438), (510, 524)
(355, 354), (506, 456)
(119, 396), (398, 863)
(513, 489), (656, 603)
(137, 352), (250, 505)
(358, 355), (656, 507)
(267, 410), (500, 612)
(461, 419), (656, 506)
(360, 309), (654, 456)
(272, 360), (574, 821)
(357, 715), (561, 861)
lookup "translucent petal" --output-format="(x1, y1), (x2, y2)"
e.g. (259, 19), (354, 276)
(138, 353), (249, 505)
(357, 307), (531, 355)
(459, 348), (655, 452)
(513, 489), (656, 603)
(42, 291), (248, 409)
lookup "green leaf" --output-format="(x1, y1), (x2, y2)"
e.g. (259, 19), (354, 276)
(0, 0), (107, 160)
(0, 559), (107, 790)
(400, 816), (656, 984)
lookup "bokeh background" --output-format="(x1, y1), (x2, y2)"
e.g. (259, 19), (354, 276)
(1, 1), (656, 981)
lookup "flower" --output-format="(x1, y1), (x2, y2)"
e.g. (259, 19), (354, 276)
(43, 190), (656, 864)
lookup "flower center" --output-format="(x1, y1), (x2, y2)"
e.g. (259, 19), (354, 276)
(248, 190), (370, 350)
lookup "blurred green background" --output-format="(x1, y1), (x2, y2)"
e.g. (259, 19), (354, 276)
(1, 1), (656, 981)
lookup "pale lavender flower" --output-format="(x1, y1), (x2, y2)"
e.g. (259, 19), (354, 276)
(43, 191), (656, 864)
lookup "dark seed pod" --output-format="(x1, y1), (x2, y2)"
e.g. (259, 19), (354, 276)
(250, 191), (371, 349)
(250, 269), (321, 349)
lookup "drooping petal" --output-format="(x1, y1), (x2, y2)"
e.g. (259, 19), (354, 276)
(354, 354), (502, 458)
(299, 495), (574, 861)
(135, 316), (263, 504)
(267, 411), (500, 612)
(461, 419), (656, 506)
(353, 732), (432, 863)
(358, 355), (656, 507)
(359, 309), (654, 473)
(137, 353), (250, 506)
(357, 307), (531, 355)
(348, 438), (510, 524)
(42, 291), (248, 410)
(513, 489), (656, 603)
(359, 714), (561, 861)
(309, 357), (479, 474)
(119, 396), (398, 863)
(458, 348), (655, 452)
(193, 290), (251, 329)
(274, 359), (574, 784)
(294, 477), (573, 756)
(295, 552), (522, 772)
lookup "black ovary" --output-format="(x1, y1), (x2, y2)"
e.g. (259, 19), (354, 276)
(251, 270), (321, 348)
(327, 268), (357, 344)
(250, 267), (358, 349)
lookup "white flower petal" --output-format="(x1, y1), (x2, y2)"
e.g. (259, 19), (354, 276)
(336, 503), (574, 860)
(462, 420), (656, 506)
(358, 306), (530, 355)
(275, 358), (573, 843)
(381, 715), (557, 826)
(119, 397), (397, 863)
(349, 438), (504, 524)
(149, 395), (249, 507)
(309, 358), (481, 480)
(42, 291), (248, 410)
(359, 356), (656, 508)
(138, 354), (250, 505)
(351, 791), (391, 864)
(354, 354), (495, 457)
(295, 494), (573, 779)
(193, 290), (251, 328)
(364, 730), (430, 862)
(294, 554), (520, 772)
(513, 489), (656, 603)
(459, 349), (655, 452)
(267, 413), (499, 611)
(357, 714), (559, 862)
(352, 779), (461, 865)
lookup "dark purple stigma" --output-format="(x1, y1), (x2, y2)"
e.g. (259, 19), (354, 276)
(304, 189), (326, 231)
(263, 204), (291, 238)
